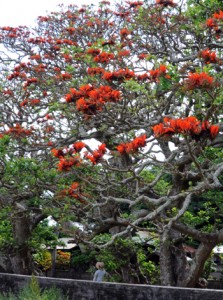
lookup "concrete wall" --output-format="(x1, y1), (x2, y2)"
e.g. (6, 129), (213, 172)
(0, 273), (223, 300)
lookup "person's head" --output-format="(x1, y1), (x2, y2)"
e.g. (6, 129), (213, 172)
(96, 262), (104, 269)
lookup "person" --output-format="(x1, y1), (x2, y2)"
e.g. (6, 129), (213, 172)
(93, 262), (107, 282)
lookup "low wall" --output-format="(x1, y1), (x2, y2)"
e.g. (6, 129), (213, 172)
(0, 273), (223, 300)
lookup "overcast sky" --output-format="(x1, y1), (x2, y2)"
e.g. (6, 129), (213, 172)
(0, 0), (98, 27)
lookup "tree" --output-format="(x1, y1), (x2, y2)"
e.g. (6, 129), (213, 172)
(0, 0), (223, 286)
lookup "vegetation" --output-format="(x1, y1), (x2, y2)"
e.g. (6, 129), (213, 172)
(0, 0), (222, 287)
(0, 276), (68, 300)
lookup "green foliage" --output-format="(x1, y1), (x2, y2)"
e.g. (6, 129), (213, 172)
(0, 275), (68, 300)
(33, 250), (52, 271)
(70, 248), (96, 269)
(0, 207), (14, 249)
(140, 168), (171, 196)
(186, 0), (223, 22)
(137, 249), (160, 284)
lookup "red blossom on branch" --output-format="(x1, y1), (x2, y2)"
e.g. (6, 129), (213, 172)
(149, 65), (170, 82)
(4, 124), (33, 137)
(85, 143), (106, 164)
(65, 85), (121, 115)
(93, 52), (115, 63)
(120, 28), (131, 37)
(117, 134), (147, 154)
(156, 0), (177, 7)
(87, 67), (105, 76)
(206, 10), (223, 38)
(184, 72), (215, 90)
(152, 117), (219, 140)
(102, 68), (135, 82)
(72, 141), (86, 152)
(198, 49), (219, 64)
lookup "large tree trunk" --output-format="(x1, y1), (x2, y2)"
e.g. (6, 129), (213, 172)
(159, 228), (188, 286)
(3, 206), (47, 275)
(9, 211), (33, 274)
(159, 225), (217, 287)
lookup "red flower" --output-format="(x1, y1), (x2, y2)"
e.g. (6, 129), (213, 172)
(103, 69), (135, 81)
(117, 135), (147, 154)
(153, 117), (219, 140)
(199, 49), (218, 64)
(30, 54), (41, 60)
(85, 143), (106, 164)
(86, 48), (101, 56)
(152, 123), (175, 138)
(149, 65), (169, 82)
(20, 99), (29, 107)
(156, 0), (176, 7)
(206, 18), (217, 28)
(30, 99), (40, 106)
(127, 1), (143, 8)
(120, 28), (131, 37)
(94, 52), (115, 63)
(118, 50), (130, 57)
(138, 53), (148, 60)
(5, 124), (33, 137)
(66, 27), (75, 34)
(57, 156), (81, 171)
(213, 10), (223, 20)
(73, 141), (86, 152)
(87, 67), (105, 76)
(209, 125), (219, 139)
(185, 72), (214, 90)
(51, 148), (65, 158)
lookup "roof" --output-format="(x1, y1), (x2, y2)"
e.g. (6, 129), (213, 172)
(46, 237), (77, 250)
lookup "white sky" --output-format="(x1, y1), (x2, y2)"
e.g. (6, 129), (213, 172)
(0, 0), (98, 27)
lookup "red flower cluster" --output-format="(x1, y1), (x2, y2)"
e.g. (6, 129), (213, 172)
(206, 10), (223, 38)
(120, 28), (131, 37)
(102, 39), (116, 47)
(30, 99), (41, 106)
(72, 141), (86, 152)
(59, 73), (72, 80)
(93, 52), (115, 63)
(66, 27), (75, 34)
(85, 143), (106, 164)
(149, 65), (170, 82)
(137, 73), (150, 81)
(117, 134), (147, 154)
(30, 54), (41, 60)
(103, 68), (135, 82)
(199, 49), (218, 64)
(7, 71), (27, 81)
(152, 117), (219, 140)
(59, 182), (80, 198)
(3, 89), (13, 96)
(156, 0), (177, 7)
(4, 124), (33, 137)
(184, 72), (214, 90)
(118, 50), (130, 57)
(138, 53), (148, 60)
(65, 85), (93, 103)
(57, 156), (81, 171)
(127, 1), (143, 8)
(87, 67), (105, 76)
(51, 146), (82, 171)
(24, 77), (39, 87)
(86, 48), (101, 56)
(65, 85), (121, 115)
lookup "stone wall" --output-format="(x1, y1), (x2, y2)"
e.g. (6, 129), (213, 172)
(0, 273), (223, 300)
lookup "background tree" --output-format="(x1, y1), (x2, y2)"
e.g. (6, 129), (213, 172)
(0, 0), (223, 286)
